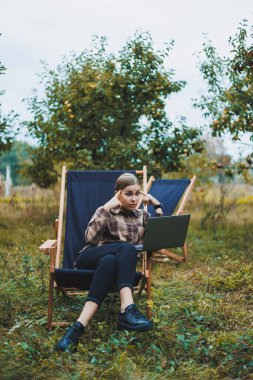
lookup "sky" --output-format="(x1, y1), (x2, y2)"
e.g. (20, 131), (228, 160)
(1, 0), (253, 158)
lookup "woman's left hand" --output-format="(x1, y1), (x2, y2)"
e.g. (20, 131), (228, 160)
(141, 192), (160, 207)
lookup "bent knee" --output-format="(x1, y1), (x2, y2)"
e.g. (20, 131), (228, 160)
(98, 254), (116, 267)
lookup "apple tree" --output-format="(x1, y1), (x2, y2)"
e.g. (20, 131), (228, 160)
(195, 20), (253, 175)
(26, 32), (203, 187)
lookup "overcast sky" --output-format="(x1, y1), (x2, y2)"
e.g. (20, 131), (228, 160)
(1, 0), (253, 157)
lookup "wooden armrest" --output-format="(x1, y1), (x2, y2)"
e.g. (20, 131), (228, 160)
(39, 239), (57, 254)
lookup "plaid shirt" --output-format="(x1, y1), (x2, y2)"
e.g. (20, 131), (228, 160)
(85, 206), (151, 246)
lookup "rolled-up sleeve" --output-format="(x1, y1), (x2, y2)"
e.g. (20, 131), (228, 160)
(85, 207), (110, 245)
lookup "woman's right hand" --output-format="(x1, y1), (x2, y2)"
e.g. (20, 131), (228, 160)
(103, 190), (122, 212)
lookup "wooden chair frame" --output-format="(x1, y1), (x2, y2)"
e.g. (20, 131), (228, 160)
(39, 166), (154, 329)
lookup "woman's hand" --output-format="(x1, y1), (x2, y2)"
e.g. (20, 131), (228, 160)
(141, 192), (160, 207)
(103, 190), (122, 212)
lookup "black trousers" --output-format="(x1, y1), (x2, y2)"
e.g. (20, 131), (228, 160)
(75, 242), (137, 306)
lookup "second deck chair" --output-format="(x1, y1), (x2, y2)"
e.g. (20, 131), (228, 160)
(39, 167), (151, 330)
(146, 176), (196, 263)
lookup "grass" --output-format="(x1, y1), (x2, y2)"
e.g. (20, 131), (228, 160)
(0, 192), (253, 379)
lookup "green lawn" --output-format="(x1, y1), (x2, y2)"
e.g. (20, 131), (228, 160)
(0, 200), (253, 380)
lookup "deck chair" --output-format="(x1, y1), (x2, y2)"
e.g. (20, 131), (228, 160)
(39, 166), (152, 330)
(145, 176), (197, 263)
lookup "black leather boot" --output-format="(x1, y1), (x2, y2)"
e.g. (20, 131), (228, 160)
(117, 304), (153, 332)
(56, 321), (85, 352)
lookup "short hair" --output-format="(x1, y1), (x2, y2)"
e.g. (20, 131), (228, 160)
(115, 173), (140, 192)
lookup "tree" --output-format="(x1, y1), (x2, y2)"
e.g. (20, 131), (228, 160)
(0, 63), (16, 152)
(195, 20), (253, 172)
(0, 35), (17, 152)
(26, 32), (203, 187)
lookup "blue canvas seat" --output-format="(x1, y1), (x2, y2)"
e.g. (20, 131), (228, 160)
(54, 269), (142, 291)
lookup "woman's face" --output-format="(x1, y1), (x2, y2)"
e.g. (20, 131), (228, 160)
(118, 184), (141, 211)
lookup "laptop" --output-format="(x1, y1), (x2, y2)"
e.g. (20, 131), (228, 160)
(136, 214), (191, 252)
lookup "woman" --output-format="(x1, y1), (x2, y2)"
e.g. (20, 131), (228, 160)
(56, 173), (163, 352)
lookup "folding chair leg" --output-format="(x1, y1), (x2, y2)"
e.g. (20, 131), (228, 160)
(47, 246), (57, 330)
(137, 250), (147, 295)
(55, 286), (61, 296)
(47, 272), (54, 330)
(146, 253), (152, 319)
(59, 287), (69, 297)
(183, 243), (188, 262)
(137, 276), (146, 295)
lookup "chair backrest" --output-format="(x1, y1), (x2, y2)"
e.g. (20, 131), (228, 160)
(63, 170), (135, 269)
(147, 179), (191, 216)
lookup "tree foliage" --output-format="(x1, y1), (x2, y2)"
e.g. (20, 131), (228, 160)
(195, 20), (253, 170)
(0, 43), (16, 153)
(26, 32), (203, 187)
